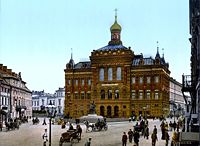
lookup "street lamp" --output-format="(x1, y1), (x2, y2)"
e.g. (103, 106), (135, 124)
(143, 106), (146, 119)
(46, 101), (57, 146)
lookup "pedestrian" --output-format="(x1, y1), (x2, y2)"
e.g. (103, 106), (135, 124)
(85, 137), (92, 146)
(68, 123), (74, 130)
(42, 129), (48, 146)
(42, 118), (47, 125)
(144, 125), (149, 139)
(165, 130), (170, 146)
(133, 130), (140, 146)
(151, 132), (158, 146)
(76, 124), (82, 139)
(171, 131), (178, 146)
(0, 121), (2, 131)
(128, 129), (134, 143)
(122, 132), (128, 146)
(153, 125), (157, 134)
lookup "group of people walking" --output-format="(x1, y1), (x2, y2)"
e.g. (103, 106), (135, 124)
(121, 118), (181, 146)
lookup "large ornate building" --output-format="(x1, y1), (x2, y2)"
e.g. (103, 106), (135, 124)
(64, 14), (170, 118)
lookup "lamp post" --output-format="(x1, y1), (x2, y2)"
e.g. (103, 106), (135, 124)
(143, 106), (146, 120)
(46, 101), (56, 146)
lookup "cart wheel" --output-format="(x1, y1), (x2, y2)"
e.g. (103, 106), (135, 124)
(70, 137), (74, 144)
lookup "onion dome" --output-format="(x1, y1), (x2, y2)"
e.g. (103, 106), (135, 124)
(110, 16), (121, 32)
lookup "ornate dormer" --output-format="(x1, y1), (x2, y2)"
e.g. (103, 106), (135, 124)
(108, 9), (122, 45)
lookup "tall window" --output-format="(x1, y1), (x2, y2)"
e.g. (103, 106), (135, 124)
(75, 80), (78, 86)
(139, 90), (143, 99)
(101, 90), (105, 99)
(108, 89), (112, 99)
(116, 67), (121, 80)
(131, 90), (135, 99)
(108, 67), (113, 81)
(81, 79), (84, 86)
(68, 80), (71, 85)
(146, 90), (151, 99)
(99, 68), (104, 81)
(147, 77), (151, 84)
(81, 92), (84, 99)
(155, 76), (159, 83)
(139, 77), (143, 84)
(88, 79), (91, 85)
(58, 99), (61, 105)
(132, 77), (136, 84)
(115, 90), (119, 99)
(155, 90), (159, 99)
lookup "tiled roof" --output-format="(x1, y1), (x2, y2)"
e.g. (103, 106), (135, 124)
(96, 44), (128, 51)
(74, 61), (91, 69)
(132, 57), (154, 66)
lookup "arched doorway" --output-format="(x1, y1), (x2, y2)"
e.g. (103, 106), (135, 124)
(114, 106), (119, 117)
(100, 106), (105, 116)
(107, 106), (112, 118)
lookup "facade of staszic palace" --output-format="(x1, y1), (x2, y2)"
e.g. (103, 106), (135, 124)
(64, 15), (171, 119)
(0, 64), (32, 122)
(32, 88), (65, 116)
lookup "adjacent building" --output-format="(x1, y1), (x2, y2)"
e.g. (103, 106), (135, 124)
(181, 0), (199, 145)
(64, 14), (171, 119)
(0, 64), (32, 123)
(169, 77), (185, 117)
(32, 87), (65, 116)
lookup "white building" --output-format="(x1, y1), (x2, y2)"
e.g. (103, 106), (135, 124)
(32, 88), (65, 116)
(169, 77), (185, 116)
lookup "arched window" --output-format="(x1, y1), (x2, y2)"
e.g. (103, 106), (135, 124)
(99, 68), (104, 81)
(101, 90), (105, 99)
(116, 67), (121, 80)
(108, 67), (113, 81)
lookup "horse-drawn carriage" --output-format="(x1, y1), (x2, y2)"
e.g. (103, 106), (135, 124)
(59, 130), (81, 146)
(84, 120), (108, 132)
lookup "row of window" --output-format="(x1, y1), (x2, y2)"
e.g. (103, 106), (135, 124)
(66, 89), (160, 100)
(131, 90), (160, 99)
(131, 104), (160, 108)
(0, 96), (9, 106)
(67, 79), (91, 86)
(99, 67), (122, 81)
(67, 92), (91, 99)
(132, 76), (159, 84)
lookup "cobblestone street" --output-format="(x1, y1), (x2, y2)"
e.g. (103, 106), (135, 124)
(0, 118), (176, 146)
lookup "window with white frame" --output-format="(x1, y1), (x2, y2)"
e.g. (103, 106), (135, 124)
(99, 68), (104, 81)
(75, 80), (78, 86)
(131, 90), (135, 99)
(108, 67), (113, 81)
(116, 67), (121, 80)
(132, 77), (136, 84)
(147, 77), (151, 84)
(139, 77), (143, 84)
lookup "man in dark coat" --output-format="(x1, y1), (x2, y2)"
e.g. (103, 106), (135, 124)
(122, 132), (128, 146)
(133, 130), (140, 146)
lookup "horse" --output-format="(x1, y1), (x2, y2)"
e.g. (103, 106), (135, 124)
(83, 120), (95, 132)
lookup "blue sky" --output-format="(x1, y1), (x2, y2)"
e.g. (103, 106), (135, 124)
(0, 0), (190, 93)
